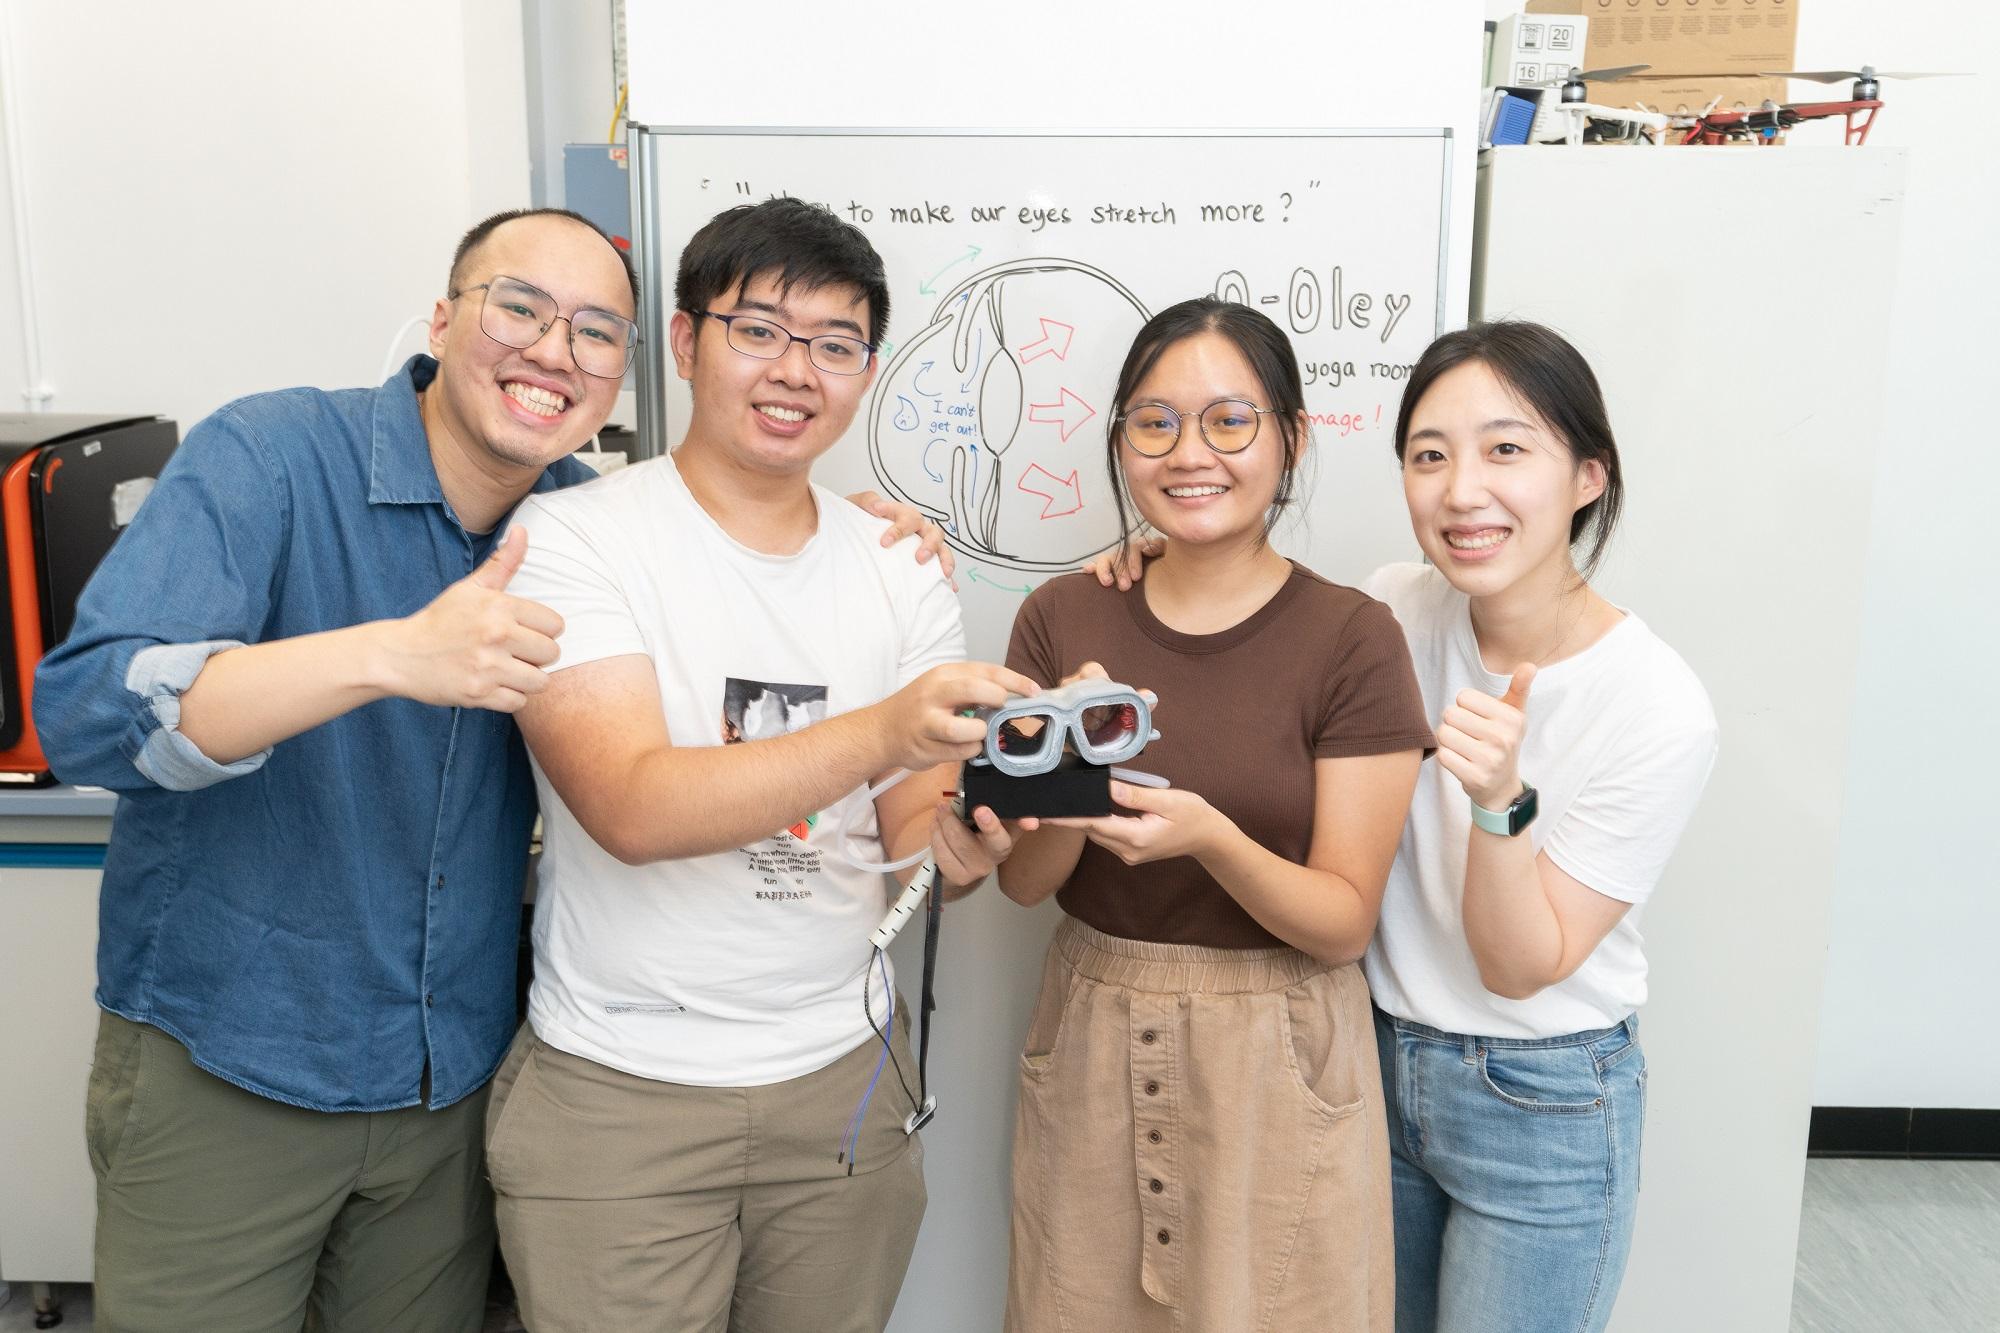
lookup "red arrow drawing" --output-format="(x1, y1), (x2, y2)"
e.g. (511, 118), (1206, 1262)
(1016, 317), (1075, 363)
(1016, 464), (1084, 519)
(1027, 387), (1097, 441)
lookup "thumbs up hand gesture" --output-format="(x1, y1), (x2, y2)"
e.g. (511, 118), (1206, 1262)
(377, 526), (566, 713)
(1435, 664), (1536, 810)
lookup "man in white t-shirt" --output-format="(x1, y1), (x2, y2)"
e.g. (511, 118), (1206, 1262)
(487, 198), (1034, 1332)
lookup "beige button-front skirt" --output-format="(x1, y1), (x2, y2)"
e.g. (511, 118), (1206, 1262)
(1006, 915), (1392, 1333)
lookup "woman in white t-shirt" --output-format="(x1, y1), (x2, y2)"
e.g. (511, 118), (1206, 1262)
(1361, 321), (1716, 1333)
(1090, 320), (1716, 1332)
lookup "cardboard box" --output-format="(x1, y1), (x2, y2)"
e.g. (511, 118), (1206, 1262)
(1525, 0), (1799, 117)
(1487, 11), (1591, 89)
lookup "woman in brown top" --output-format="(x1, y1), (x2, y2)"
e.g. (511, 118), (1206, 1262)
(997, 298), (1433, 1332)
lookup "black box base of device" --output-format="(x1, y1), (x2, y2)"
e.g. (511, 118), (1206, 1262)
(962, 761), (1112, 819)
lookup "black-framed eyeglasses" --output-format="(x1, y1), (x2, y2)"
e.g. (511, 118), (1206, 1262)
(695, 310), (876, 376)
(449, 275), (637, 379)
(1114, 398), (1277, 457)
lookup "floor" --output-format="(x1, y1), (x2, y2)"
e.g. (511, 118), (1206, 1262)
(1788, 1159), (2000, 1332)
(3, 1160), (1994, 1331)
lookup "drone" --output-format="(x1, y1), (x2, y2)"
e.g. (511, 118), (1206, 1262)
(1667, 67), (1966, 146)
(1504, 63), (1966, 149)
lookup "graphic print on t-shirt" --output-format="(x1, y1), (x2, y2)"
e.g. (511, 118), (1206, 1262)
(722, 677), (830, 897)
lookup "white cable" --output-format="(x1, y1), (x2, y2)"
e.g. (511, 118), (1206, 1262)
(812, 766), (939, 939)
(863, 768), (914, 801)
(831, 767), (932, 873)
(839, 842), (931, 875)
(378, 314), (432, 382)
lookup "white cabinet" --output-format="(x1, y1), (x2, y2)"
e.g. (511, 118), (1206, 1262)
(0, 804), (115, 1286)
(1474, 147), (1907, 1333)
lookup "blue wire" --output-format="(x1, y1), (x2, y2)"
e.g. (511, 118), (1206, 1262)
(845, 954), (894, 1167)
(842, 949), (895, 1172)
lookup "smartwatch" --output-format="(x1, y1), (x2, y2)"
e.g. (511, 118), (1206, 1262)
(1470, 783), (1538, 837)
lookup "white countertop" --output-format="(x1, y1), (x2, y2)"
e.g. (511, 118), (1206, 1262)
(0, 786), (119, 818)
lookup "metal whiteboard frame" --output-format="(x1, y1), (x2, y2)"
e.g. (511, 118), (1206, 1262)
(625, 125), (1456, 461)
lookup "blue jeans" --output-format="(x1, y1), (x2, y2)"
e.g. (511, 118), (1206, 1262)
(1374, 1007), (1646, 1333)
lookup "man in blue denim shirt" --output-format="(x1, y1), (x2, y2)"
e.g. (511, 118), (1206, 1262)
(31, 207), (637, 1330)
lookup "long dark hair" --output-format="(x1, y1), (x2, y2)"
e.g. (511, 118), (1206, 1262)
(1393, 321), (1625, 577)
(1105, 297), (1307, 546)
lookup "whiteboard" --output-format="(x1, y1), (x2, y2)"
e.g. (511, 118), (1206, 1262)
(632, 128), (1452, 659)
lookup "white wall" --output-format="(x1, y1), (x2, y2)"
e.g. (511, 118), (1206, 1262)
(0, 3), (31, 410)
(1784, 4), (2000, 1111)
(0, 0), (531, 428)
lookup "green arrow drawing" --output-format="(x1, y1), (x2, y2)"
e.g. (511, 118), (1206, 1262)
(967, 568), (1033, 595)
(918, 245), (982, 296)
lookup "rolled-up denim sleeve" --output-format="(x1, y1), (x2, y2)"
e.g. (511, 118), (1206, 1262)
(35, 406), (289, 791)
(120, 641), (273, 790)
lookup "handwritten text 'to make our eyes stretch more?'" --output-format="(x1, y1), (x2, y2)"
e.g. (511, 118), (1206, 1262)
(824, 198), (1307, 232)
(720, 179), (1333, 230)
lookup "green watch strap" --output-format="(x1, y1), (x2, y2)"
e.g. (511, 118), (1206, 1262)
(1470, 782), (1534, 836)
(1469, 796), (1514, 836)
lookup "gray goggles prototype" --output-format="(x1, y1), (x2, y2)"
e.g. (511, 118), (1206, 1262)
(976, 680), (1157, 777)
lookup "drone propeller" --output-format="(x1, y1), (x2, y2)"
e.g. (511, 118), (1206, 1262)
(1529, 64), (1653, 104)
(1763, 65), (1969, 102)
(1763, 68), (1970, 82)
(1552, 64), (1652, 85)
(1624, 70), (1772, 82)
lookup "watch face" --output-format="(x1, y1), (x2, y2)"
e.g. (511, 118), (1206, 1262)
(1508, 785), (1540, 835)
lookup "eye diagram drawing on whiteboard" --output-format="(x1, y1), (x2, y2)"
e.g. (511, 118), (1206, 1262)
(636, 129), (1453, 607)
(869, 259), (1148, 574)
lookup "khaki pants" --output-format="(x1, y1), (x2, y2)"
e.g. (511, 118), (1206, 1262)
(85, 1012), (494, 1333)
(1007, 917), (1394, 1333)
(486, 1021), (927, 1333)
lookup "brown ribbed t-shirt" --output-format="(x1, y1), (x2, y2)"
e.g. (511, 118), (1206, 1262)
(1005, 563), (1434, 948)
